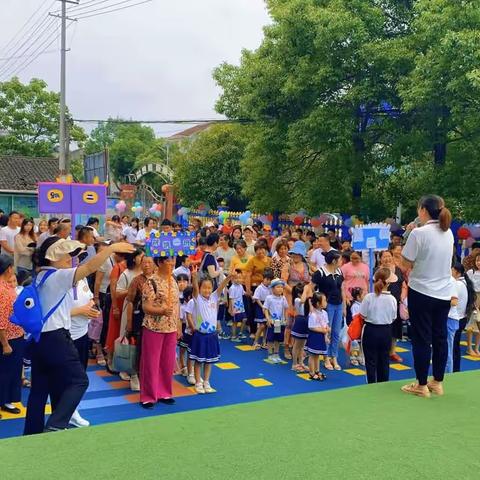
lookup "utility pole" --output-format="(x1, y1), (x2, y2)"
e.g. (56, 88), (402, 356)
(51, 0), (77, 178)
(59, 0), (67, 177)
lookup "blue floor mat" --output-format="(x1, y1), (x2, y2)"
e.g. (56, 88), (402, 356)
(1, 336), (478, 439)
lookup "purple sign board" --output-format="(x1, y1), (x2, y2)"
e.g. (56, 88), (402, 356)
(71, 183), (107, 214)
(38, 183), (72, 214)
(38, 182), (107, 215)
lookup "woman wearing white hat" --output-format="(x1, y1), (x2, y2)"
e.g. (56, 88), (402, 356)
(24, 236), (134, 435)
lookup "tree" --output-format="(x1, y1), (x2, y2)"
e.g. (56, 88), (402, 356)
(172, 124), (248, 210)
(85, 120), (156, 181)
(0, 77), (85, 157)
(214, 0), (480, 219)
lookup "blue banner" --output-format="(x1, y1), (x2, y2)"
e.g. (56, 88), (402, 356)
(145, 231), (196, 258)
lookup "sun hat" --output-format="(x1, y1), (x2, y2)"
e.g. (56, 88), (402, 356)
(288, 240), (307, 258)
(263, 225), (272, 231)
(270, 278), (286, 289)
(45, 239), (86, 261)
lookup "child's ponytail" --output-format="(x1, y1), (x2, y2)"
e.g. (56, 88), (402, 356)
(374, 268), (391, 296)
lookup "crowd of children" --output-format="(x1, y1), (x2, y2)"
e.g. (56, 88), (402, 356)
(0, 208), (479, 429)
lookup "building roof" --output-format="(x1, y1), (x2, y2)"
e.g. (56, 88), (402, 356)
(168, 123), (213, 141)
(0, 156), (59, 192)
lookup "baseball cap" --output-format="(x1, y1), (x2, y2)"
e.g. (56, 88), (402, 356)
(45, 239), (86, 261)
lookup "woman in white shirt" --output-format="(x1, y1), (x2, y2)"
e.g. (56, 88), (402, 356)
(401, 195), (454, 398)
(14, 218), (36, 275)
(360, 268), (397, 384)
(24, 236), (135, 435)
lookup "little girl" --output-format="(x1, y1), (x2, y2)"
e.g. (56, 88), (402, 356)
(188, 267), (231, 394)
(466, 254), (480, 356)
(305, 292), (330, 381)
(252, 268), (274, 349)
(349, 287), (364, 366)
(360, 268), (397, 384)
(263, 278), (289, 363)
(228, 269), (247, 342)
(178, 285), (194, 380)
(291, 282), (309, 372)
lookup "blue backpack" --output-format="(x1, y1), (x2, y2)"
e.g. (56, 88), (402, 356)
(10, 269), (66, 342)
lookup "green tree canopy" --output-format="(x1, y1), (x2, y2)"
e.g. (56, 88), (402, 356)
(85, 120), (156, 181)
(0, 77), (85, 157)
(172, 124), (248, 210)
(214, 0), (480, 220)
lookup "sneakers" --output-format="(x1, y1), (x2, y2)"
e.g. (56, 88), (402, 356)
(130, 374), (140, 391)
(231, 337), (241, 343)
(187, 374), (196, 385)
(238, 333), (247, 339)
(180, 367), (188, 377)
(195, 382), (205, 394)
(267, 355), (275, 363)
(119, 372), (131, 381)
(203, 381), (214, 393)
(69, 409), (90, 428)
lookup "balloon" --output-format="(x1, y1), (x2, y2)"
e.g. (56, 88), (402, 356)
(457, 227), (471, 240)
(311, 217), (322, 228)
(244, 210), (251, 218)
(156, 204), (162, 211)
(177, 207), (185, 216)
(266, 214), (273, 223)
(468, 225), (480, 238)
(465, 237), (475, 248)
(246, 218), (253, 226)
(344, 217), (352, 228)
(318, 214), (328, 224)
(293, 216), (303, 226)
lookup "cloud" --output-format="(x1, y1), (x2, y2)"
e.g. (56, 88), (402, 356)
(1, 0), (270, 136)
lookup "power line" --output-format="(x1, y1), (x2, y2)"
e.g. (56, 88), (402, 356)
(73, 118), (249, 124)
(75, 0), (152, 19)
(0, 16), (57, 78)
(1, 21), (74, 81)
(0, 49), (57, 62)
(68, 0), (126, 12)
(0, 0), (56, 56)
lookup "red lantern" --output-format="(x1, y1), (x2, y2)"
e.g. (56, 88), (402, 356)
(311, 217), (321, 228)
(457, 227), (471, 240)
(293, 216), (303, 226)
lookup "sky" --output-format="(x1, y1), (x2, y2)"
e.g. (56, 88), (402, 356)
(0, 0), (270, 137)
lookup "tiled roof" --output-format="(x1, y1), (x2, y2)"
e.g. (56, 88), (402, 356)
(0, 156), (59, 191)
(168, 123), (213, 140)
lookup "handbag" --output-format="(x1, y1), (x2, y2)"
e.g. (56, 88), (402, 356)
(347, 313), (365, 341)
(112, 336), (137, 374)
(87, 310), (103, 342)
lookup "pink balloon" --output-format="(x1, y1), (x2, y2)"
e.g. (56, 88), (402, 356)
(465, 237), (475, 248)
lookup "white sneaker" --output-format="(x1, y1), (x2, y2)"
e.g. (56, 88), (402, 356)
(130, 374), (140, 391)
(203, 381), (214, 393)
(273, 355), (281, 364)
(119, 372), (131, 381)
(69, 409), (90, 428)
(267, 355), (275, 363)
(187, 374), (196, 385)
(195, 382), (205, 394)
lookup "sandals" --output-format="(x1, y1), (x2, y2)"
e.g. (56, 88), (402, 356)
(22, 378), (31, 388)
(401, 382), (431, 398)
(253, 343), (261, 350)
(96, 354), (107, 367)
(284, 349), (292, 360)
(427, 381), (444, 396)
(308, 372), (326, 381)
(324, 358), (334, 370)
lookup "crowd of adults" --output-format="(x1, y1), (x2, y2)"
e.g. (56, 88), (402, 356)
(0, 194), (478, 433)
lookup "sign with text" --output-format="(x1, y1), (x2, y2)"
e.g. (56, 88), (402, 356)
(38, 182), (107, 215)
(352, 224), (391, 251)
(145, 231), (196, 258)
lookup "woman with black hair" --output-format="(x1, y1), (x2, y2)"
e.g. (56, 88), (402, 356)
(14, 217), (37, 276)
(140, 256), (181, 408)
(0, 255), (25, 418)
(401, 195), (454, 397)
(105, 215), (123, 242)
(312, 250), (346, 371)
(23, 236), (134, 434)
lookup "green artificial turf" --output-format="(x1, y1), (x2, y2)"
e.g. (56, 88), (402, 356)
(2, 371), (479, 480)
